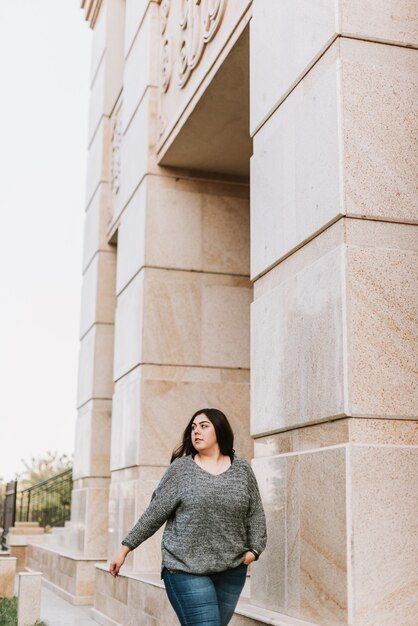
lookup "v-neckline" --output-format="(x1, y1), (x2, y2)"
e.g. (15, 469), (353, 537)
(192, 455), (233, 477)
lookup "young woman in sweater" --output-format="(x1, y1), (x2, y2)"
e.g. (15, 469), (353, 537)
(109, 408), (267, 626)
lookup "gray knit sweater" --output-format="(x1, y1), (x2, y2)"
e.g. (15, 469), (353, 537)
(122, 455), (267, 575)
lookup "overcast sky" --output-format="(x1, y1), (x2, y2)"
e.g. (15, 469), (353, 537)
(0, 1), (92, 480)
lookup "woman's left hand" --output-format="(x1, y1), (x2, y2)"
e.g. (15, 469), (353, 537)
(243, 551), (256, 566)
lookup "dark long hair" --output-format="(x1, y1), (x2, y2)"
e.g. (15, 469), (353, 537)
(170, 408), (235, 463)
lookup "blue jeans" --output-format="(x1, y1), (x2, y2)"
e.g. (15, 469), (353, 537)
(163, 564), (247, 626)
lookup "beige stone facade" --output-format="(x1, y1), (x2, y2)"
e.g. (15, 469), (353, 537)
(29, 1), (418, 624)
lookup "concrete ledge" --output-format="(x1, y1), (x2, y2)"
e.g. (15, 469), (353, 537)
(41, 576), (94, 606)
(93, 564), (319, 626)
(27, 540), (104, 561)
(95, 562), (163, 586)
(27, 543), (106, 605)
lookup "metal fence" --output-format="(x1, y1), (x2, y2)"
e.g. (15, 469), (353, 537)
(0, 480), (17, 548)
(0, 470), (72, 548)
(16, 469), (73, 529)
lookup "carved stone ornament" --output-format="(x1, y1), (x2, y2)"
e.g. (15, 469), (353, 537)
(110, 119), (122, 196)
(160, 0), (170, 34)
(161, 37), (172, 93)
(176, 0), (226, 88)
(158, 113), (168, 139)
(160, 0), (172, 93)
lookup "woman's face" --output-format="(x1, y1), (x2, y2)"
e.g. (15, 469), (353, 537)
(191, 414), (218, 454)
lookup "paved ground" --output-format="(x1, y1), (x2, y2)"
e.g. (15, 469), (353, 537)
(40, 586), (96, 626)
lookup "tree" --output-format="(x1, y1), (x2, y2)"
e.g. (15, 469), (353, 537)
(18, 451), (72, 488)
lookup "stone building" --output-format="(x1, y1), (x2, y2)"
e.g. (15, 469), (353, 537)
(28, 1), (417, 625)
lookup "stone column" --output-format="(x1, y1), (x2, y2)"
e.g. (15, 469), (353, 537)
(106, 0), (252, 575)
(27, 0), (125, 606)
(17, 572), (42, 626)
(0, 557), (16, 598)
(70, 0), (125, 560)
(250, 2), (417, 626)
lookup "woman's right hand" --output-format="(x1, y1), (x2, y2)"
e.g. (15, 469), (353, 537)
(109, 546), (130, 577)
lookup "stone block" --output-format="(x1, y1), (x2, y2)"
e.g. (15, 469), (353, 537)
(116, 88), (158, 218)
(251, 447), (347, 624)
(123, 2), (158, 131)
(254, 417), (418, 457)
(127, 575), (176, 623)
(250, 0), (418, 132)
(113, 271), (145, 380)
(110, 368), (142, 470)
(144, 176), (250, 276)
(76, 559), (99, 596)
(114, 268), (251, 379)
(85, 117), (110, 210)
(250, 0), (337, 132)
(349, 445), (418, 626)
(252, 218), (417, 429)
(90, 0), (107, 86)
(254, 420), (350, 458)
(84, 486), (110, 558)
(73, 399), (112, 480)
(9, 547), (25, 572)
(347, 244), (418, 419)
(111, 364), (251, 470)
(251, 40), (341, 278)
(115, 182), (147, 295)
(68, 489), (86, 553)
(124, 0), (150, 57)
(340, 0), (418, 47)
(77, 323), (115, 408)
(349, 418), (418, 446)
(131, 467), (167, 573)
(251, 39), (418, 278)
(14, 522), (39, 528)
(251, 245), (345, 435)
(0, 557), (16, 598)
(344, 218), (418, 254)
(250, 456), (286, 611)
(250, 434), (417, 624)
(80, 251), (116, 338)
(82, 183), (113, 272)
(17, 572), (42, 626)
(290, 448), (347, 624)
(116, 175), (250, 294)
(107, 470), (139, 564)
(88, 0), (125, 137)
(341, 39), (418, 223)
(114, 87), (156, 219)
(8, 526), (44, 536)
(142, 268), (251, 368)
(70, 477), (109, 558)
(103, 0), (126, 111)
(88, 51), (106, 146)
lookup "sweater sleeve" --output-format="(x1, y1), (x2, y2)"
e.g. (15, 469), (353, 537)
(121, 461), (182, 551)
(246, 463), (267, 555)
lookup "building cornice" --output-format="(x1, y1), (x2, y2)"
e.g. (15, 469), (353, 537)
(80, 0), (103, 29)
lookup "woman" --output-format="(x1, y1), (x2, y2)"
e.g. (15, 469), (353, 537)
(109, 408), (267, 626)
